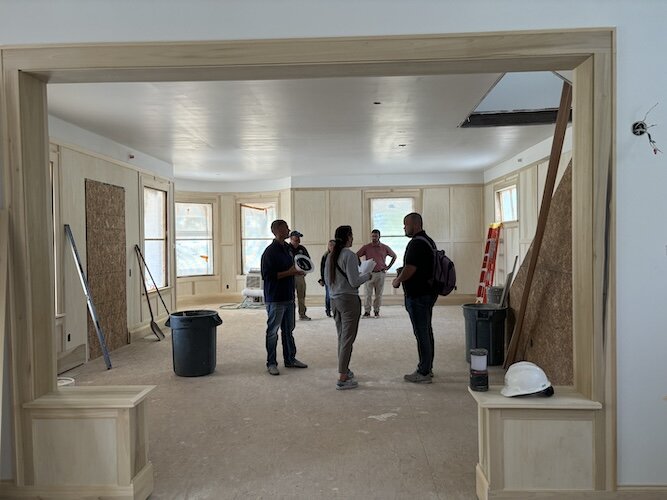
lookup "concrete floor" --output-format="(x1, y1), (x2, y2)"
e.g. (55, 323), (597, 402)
(67, 303), (504, 499)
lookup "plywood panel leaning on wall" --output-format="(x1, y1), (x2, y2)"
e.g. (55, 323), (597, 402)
(85, 179), (128, 357)
(508, 163), (573, 385)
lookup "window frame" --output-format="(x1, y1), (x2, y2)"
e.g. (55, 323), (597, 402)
(238, 199), (278, 275)
(140, 174), (173, 293)
(365, 191), (419, 274)
(175, 201), (215, 278)
(494, 183), (518, 223)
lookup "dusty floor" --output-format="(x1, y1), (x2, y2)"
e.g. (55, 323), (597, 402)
(67, 303), (504, 500)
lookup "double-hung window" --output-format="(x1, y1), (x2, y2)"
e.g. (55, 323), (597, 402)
(370, 197), (414, 272)
(175, 202), (214, 277)
(241, 202), (276, 274)
(143, 187), (168, 290)
(495, 185), (518, 223)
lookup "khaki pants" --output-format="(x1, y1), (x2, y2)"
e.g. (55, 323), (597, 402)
(294, 274), (307, 317)
(364, 271), (385, 314)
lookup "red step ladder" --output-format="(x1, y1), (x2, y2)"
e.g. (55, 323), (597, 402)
(476, 223), (502, 303)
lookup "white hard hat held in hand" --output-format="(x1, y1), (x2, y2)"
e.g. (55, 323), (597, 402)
(501, 361), (554, 397)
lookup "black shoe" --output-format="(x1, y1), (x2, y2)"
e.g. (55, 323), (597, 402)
(326, 311), (332, 317)
(285, 359), (308, 368)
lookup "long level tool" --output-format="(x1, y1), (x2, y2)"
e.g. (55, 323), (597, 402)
(64, 224), (112, 369)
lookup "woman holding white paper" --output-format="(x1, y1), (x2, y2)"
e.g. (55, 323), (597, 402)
(324, 225), (372, 390)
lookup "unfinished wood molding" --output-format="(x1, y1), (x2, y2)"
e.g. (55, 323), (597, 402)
(0, 210), (7, 466)
(0, 29), (614, 494)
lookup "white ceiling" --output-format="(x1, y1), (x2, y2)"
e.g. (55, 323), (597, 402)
(47, 73), (563, 183)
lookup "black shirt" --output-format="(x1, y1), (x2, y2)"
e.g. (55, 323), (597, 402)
(402, 230), (436, 297)
(261, 240), (295, 302)
(289, 244), (310, 258)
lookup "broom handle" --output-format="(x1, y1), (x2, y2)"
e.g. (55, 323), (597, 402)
(134, 244), (171, 314)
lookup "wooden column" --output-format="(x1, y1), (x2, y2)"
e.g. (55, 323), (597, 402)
(2, 64), (56, 484)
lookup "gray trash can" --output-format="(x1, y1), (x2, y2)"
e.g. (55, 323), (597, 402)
(165, 310), (222, 377)
(461, 304), (506, 366)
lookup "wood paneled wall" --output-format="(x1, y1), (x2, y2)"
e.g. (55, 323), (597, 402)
(176, 184), (484, 301)
(485, 150), (573, 287)
(57, 145), (175, 353)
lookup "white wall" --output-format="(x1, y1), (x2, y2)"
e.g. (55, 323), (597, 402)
(1, 0), (666, 485)
(49, 116), (173, 179)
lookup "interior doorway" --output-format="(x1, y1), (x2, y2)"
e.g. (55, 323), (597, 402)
(1, 29), (614, 488)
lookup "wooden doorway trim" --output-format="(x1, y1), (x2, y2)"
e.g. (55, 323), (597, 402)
(0, 29), (614, 487)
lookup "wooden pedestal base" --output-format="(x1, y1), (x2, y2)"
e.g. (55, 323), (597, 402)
(5, 386), (156, 500)
(469, 386), (602, 499)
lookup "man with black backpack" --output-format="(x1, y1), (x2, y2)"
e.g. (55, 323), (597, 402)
(392, 212), (438, 384)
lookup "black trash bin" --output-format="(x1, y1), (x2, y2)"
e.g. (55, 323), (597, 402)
(461, 304), (506, 366)
(166, 310), (223, 376)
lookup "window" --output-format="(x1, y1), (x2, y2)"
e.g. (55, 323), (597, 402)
(370, 197), (414, 272)
(143, 187), (168, 290)
(241, 202), (276, 274)
(495, 185), (518, 222)
(175, 202), (213, 277)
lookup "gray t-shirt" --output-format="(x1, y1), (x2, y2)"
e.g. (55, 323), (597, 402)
(324, 247), (371, 298)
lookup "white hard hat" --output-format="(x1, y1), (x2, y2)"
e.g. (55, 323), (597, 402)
(294, 254), (315, 273)
(501, 361), (554, 397)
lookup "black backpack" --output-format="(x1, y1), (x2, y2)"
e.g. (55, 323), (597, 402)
(415, 236), (457, 296)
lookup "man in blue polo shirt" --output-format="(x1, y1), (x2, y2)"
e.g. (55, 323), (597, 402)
(260, 219), (308, 376)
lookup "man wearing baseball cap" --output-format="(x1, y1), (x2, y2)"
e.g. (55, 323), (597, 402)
(289, 230), (311, 320)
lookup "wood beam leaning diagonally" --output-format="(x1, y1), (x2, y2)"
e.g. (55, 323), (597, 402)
(505, 81), (573, 368)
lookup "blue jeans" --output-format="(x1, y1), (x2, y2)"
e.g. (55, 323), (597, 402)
(325, 285), (331, 313)
(405, 294), (438, 375)
(265, 301), (297, 367)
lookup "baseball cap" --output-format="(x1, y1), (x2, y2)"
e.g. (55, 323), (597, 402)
(289, 230), (303, 238)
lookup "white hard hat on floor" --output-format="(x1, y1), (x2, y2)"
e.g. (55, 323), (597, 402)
(501, 361), (554, 397)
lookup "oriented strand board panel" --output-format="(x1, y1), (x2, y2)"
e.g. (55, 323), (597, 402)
(330, 190), (362, 242)
(293, 190), (328, 243)
(85, 179), (128, 359)
(509, 164), (573, 385)
(423, 187), (450, 241)
(450, 186), (483, 242)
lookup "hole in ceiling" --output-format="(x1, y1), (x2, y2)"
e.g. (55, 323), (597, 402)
(460, 71), (573, 128)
